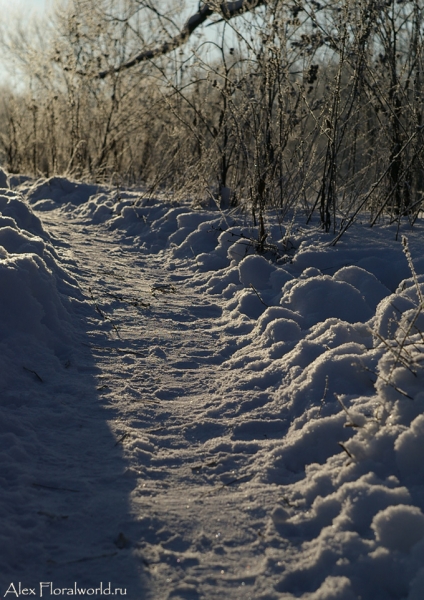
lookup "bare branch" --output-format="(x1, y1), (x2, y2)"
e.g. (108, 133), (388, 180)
(99, 0), (266, 78)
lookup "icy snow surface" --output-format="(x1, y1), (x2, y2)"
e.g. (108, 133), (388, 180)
(2, 175), (424, 599)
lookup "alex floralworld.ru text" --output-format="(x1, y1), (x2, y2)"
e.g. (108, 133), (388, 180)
(3, 582), (127, 597)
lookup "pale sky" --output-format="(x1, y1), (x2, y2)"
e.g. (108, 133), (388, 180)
(0, 1), (229, 87)
(0, 0), (48, 85)
(0, 0), (48, 15)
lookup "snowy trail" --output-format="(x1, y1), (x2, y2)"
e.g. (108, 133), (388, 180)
(41, 210), (276, 599)
(5, 179), (424, 599)
(0, 213), (150, 595)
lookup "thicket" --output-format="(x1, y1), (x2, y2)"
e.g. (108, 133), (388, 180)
(1, 0), (424, 234)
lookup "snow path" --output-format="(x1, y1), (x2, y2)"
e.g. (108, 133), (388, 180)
(39, 209), (283, 600)
(6, 182), (424, 600)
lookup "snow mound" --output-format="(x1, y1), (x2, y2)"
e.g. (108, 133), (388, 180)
(0, 253), (72, 342)
(0, 192), (82, 380)
(24, 176), (102, 208)
(0, 194), (45, 238)
(334, 265), (390, 310)
(372, 504), (424, 553)
(282, 276), (373, 327)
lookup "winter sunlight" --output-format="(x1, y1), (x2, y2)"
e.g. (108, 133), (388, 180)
(1, 1), (424, 599)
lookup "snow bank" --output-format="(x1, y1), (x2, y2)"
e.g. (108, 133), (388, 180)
(0, 191), (86, 391)
(0, 191), (87, 573)
(119, 199), (424, 598)
(0, 192), (79, 358)
(20, 176), (102, 210)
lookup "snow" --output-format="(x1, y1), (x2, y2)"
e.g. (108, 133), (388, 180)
(371, 504), (424, 553)
(2, 174), (424, 598)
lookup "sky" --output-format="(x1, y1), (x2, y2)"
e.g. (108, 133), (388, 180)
(0, 0), (226, 88)
(0, 0), (48, 16)
(0, 0), (52, 85)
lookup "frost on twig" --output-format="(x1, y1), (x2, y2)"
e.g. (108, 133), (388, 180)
(99, 0), (266, 77)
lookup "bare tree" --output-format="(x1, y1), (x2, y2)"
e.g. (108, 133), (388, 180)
(1, 0), (424, 238)
(99, 0), (267, 78)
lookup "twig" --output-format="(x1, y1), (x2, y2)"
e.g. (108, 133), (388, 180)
(82, 343), (146, 358)
(362, 365), (413, 400)
(88, 287), (121, 338)
(319, 375), (329, 416)
(23, 366), (43, 383)
(104, 292), (150, 308)
(338, 442), (354, 459)
(249, 284), (269, 307)
(335, 394), (362, 428)
(201, 474), (252, 496)
(372, 329), (415, 373)
(114, 433), (130, 447)
(32, 483), (81, 493)
(151, 284), (177, 295)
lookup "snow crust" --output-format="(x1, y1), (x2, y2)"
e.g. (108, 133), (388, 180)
(3, 175), (424, 599)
